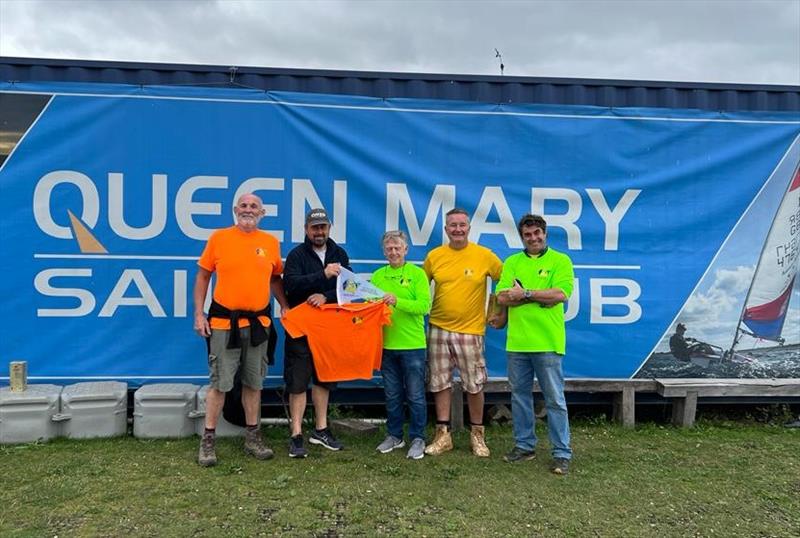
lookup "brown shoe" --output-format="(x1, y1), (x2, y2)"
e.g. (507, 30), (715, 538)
(424, 424), (453, 456)
(470, 425), (490, 457)
(244, 428), (274, 460)
(198, 432), (217, 467)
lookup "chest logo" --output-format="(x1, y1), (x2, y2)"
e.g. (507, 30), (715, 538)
(351, 316), (364, 325)
(255, 247), (267, 257)
(538, 268), (550, 278)
(464, 268), (474, 278)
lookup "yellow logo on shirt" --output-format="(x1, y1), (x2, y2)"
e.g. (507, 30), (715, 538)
(464, 268), (474, 277)
(538, 268), (550, 278)
(351, 316), (364, 325)
(255, 247), (267, 257)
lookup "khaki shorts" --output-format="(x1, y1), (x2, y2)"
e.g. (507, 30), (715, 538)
(427, 325), (487, 394)
(208, 327), (268, 392)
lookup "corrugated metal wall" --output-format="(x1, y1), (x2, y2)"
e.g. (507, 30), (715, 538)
(1, 56), (799, 112)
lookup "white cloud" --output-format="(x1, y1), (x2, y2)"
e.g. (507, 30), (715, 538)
(681, 265), (753, 324)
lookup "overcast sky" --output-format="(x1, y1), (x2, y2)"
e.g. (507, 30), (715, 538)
(0, 0), (798, 85)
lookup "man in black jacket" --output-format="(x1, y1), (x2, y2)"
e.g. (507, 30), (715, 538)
(283, 208), (351, 457)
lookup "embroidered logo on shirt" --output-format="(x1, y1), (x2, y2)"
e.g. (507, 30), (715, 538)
(538, 268), (550, 278)
(351, 316), (364, 325)
(255, 247), (267, 257)
(464, 268), (474, 277)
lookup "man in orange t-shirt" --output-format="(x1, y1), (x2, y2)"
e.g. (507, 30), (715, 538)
(193, 193), (288, 467)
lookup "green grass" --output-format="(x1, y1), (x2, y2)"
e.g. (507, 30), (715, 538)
(1, 421), (798, 537)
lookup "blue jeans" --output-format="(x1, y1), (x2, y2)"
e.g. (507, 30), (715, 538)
(507, 352), (571, 459)
(381, 349), (427, 441)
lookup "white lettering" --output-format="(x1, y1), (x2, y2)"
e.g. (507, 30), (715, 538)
(531, 187), (582, 249)
(470, 186), (521, 247)
(291, 179), (347, 243)
(99, 269), (166, 317)
(108, 172), (168, 240)
(175, 175), (228, 241)
(173, 270), (187, 317)
(586, 189), (641, 251)
(589, 278), (641, 324)
(385, 183), (456, 245)
(35, 268), (96, 317)
(33, 171), (99, 238)
(234, 177), (285, 241)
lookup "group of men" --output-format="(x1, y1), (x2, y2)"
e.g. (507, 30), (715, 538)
(193, 193), (574, 475)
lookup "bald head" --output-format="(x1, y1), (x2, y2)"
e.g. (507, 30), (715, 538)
(233, 193), (265, 232)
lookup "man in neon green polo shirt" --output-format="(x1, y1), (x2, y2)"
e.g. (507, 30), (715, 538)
(496, 214), (574, 475)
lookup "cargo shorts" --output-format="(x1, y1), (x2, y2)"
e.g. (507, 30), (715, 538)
(208, 327), (268, 392)
(426, 325), (488, 394)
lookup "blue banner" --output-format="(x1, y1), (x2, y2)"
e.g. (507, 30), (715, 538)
(1, 81), (799, 386)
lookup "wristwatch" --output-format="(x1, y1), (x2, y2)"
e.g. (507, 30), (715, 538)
(523, 289), (532, 301)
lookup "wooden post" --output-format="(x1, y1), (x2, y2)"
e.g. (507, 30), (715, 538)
(612, 386), (636, 428)
(671, 391), (698, 427)
(450, 381), (464, 431)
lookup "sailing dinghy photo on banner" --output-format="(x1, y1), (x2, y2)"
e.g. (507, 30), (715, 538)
(636, 136), (800, 379)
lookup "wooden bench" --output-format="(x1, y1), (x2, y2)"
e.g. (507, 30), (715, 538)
(449, 378), (658, 430)
(655, 378), (800, 427)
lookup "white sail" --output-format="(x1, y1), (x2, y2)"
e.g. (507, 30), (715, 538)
(740, 154), (800, 342)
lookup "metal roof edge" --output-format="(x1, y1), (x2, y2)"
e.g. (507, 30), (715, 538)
(3, 55), (798, 93)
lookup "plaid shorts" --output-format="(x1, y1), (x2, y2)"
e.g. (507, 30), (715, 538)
(427, 325), (488, 394)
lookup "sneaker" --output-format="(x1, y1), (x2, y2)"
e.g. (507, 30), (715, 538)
(551, 458), (570, 475)
(197, 432), (217, 467)
(376, 435), (405, 454)
(244, 428), (274, 460)
(424, 425), (453, 456)
(503, 447), (536, 463)
(309, 428), (344, 451)
(406, 438), (425, 460)
(288, 434), (308, 458)
(469, 425), (490, 458)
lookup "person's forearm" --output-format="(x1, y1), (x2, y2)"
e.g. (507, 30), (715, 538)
(532, 288), (567, 306)
(497, 288), (566, 307)
(270, 275), (289, 311)
(193, 269), (212, 317)
(497, 290), (525, 306)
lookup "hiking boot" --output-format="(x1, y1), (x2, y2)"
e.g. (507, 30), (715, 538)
(503, 447), (536, 463)
(289, 434), (308, 458)
(551, 458), (570, 475)
(470, 425), (490, 457)
(197, 432), (217, 467)
(309, 428), (344, 451)
(243, 428), (274, 460)
(424, 425), (453, 456)
(376, 435), (405, 454)
(406, 438), (425, 460)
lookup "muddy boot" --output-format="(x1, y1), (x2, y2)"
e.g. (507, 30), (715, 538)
(198, 431), (217, 467)
(470, 425), (490, 457)
(244, 427), (274, 460)
(424, 424), (453, 456)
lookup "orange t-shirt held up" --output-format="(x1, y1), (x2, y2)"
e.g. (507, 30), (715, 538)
(281, 302), (392, 382)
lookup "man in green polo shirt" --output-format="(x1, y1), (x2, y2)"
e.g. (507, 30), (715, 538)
(496, 214), (574, 475)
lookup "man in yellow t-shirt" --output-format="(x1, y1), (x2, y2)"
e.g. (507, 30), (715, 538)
(422, 208), (502, 457)
(193, 193), (288, 467)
